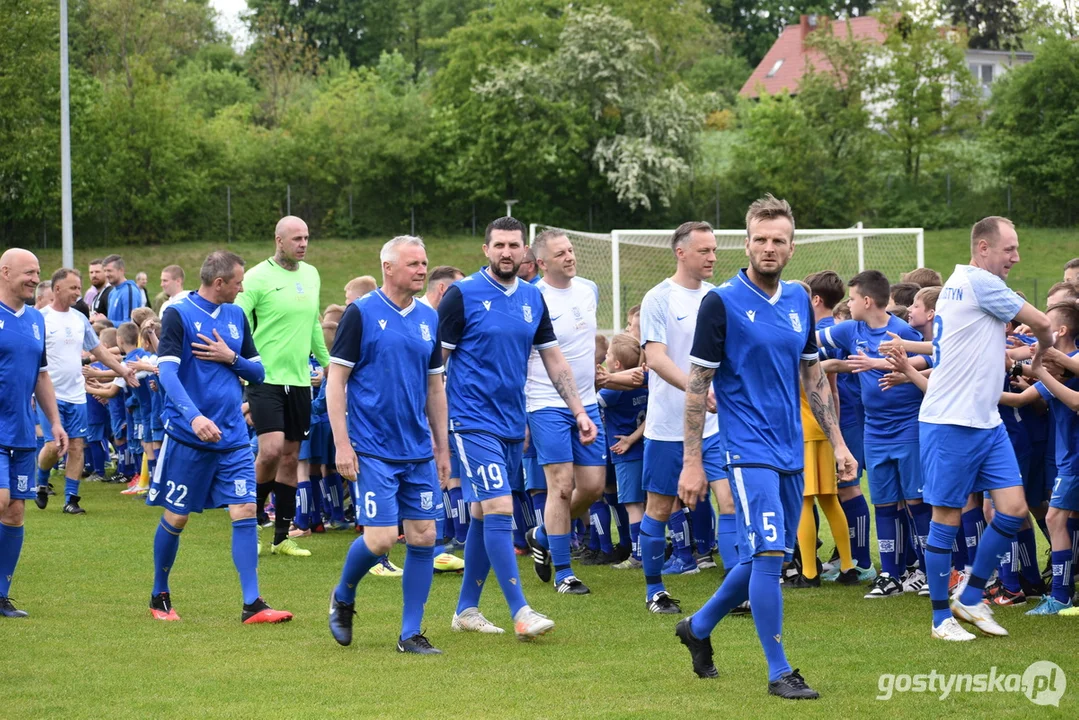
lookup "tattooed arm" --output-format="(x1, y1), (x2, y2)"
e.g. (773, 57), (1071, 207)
(800, 355), (857, 482)
(539, 345), (598, 445)
(678, 363), (714, 509)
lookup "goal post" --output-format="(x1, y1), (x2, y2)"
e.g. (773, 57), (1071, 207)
(529, 223), (924, 335)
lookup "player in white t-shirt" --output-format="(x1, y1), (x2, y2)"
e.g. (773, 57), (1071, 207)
(523, 230), (607, 595)
(35, 268), (137, 514)
(158, 265), (189, 316)
(918, 217), (1054, 641)
(636, 221), (732, 614)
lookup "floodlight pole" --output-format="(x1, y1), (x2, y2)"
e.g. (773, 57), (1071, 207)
(505, 199), (518, 217)
(60, 0), (74, 268)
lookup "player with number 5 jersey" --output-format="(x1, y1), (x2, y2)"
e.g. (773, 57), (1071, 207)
(147, 251), (292, 625)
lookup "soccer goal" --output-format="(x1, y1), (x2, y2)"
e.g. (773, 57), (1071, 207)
(529, 223), (925, 335)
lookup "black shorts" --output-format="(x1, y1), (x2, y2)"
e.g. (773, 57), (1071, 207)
(246, 384), (312, 442)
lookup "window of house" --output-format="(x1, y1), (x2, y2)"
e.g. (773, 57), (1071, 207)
(766, 59), (784, 78)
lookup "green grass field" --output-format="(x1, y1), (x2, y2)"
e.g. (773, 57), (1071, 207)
(6, 477), (1076, 718)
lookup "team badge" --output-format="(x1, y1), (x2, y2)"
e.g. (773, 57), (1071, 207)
(234, 479), (248, 497)
(419, 322), (431, 342)
(573, 307), (582, 320)
(522, 304), (532, 323)
(789, 311), (802, 333)
(228, 322), (240, 340)
(65, 327), (73, 338)
(17, 475), (28, 492)
(420, 491), (433, 510)
(148, 488), (159, 502)
(32, 324), (40, 340)
(296, 283), (304, 294)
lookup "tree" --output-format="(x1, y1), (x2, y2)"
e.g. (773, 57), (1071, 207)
(247, 9), (321, 127)
(947, 0), (1025, 50)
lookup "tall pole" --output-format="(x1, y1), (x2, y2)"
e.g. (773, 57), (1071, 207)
(60, 0), (74, 268)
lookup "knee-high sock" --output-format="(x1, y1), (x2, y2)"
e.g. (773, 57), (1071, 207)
(796, 498), (820, 579)
(1050, 549), (1074, 604)
(530, 491), (547, 530)
(926, 522), (958, 627)
(309, 474), (324, 527)
(1068, 518), (1079, 568)
(590, 500), (613, 554)
(273, 482), (297, 545)
(717, 513), (738, 571)
(295, 480), (312, 531)
(231, 518), (260, 605)
(908, 502), (931, 573)
(998, 539), (1021, 592)
(550, 532), (573, 585)
(960, 512), (1024, 607)
(630, 521), (642, 561)
(324, 473), (345, 523)
(669, 509), (692, 562)
(749, 555), (792, 682)
(818, 494), (854, 572)
(449, 487), (468, 544)
(1016, 527), (1042, 586)
(902, 511), (918, 569)
(400, 544), (435, 641)
(442, 490), (456, 542)
(511, 492), (529, 549)
(0, 523), (24, 597)
(484, 514), (527, 617)
(689, 499), (715, 556)
(640, 514), (667, 600)
(64, 477), (80, 504)
(605, 492), (631, 550)
(841, 494), (871, 569)
(961, 507), (986, 569)
(455, 518), (491, 614)
(875, 505), (903, 577)
(690, 560), (752, 638)
(152, 518), (183, 596)
(951, 528), (968, 572)
(336, 535), (381, 605)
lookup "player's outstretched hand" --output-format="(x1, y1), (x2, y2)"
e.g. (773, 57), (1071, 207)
(594, 364), (611, 389)
(678, 465), (708, 510)
(52, 424), (69, 456)
(835, 446), (857, 483)
(191, 330), (236, 364)
(877, 331), (905, 355)
(847, 350), (886, 374)
(576, 412), (598, 445)
(611, 434), (634, 455)
(121, 364), (140, 388)
(191, 415), (222, 443)
(336, 444), (359, 482)
(435, 446), (450, 490)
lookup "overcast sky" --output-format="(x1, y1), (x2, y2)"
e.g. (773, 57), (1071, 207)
(210, 0), (251, 49)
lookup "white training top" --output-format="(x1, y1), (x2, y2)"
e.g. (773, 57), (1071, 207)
(525, 277), (600, 412)
(640, 278), (719, 442)
(920, 264), (1024, 429)
(159, 290), (190, 317)
(41, 306), (100, 404)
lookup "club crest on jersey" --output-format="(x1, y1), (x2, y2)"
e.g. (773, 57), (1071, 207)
(420, 322), (431, 342)
(420, 491), (433, 510)
(789, 311), (802, 333)
(573, 307), (582, 320)
(32, 323), (40, 340)
(234, 479), (247, 497)
(228, 322), (240, 340)
(65, 327), (73, 338)
(522, 304), (532, 323)
(296, 283), (304, 294)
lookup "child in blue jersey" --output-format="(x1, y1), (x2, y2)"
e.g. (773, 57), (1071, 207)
(820, 270), (932, 599)
(84, 357), (111, 481)
(114, 322), (155, 494)
(294, 357), (326, 535)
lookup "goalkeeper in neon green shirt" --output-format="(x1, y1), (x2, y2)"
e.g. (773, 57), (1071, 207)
(236, 216), (330, 557)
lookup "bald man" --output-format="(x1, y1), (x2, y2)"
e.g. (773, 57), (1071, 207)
(236, 216), (330, 557)
(0, 249), (69, 618)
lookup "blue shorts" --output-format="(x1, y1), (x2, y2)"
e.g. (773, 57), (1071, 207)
(87, 421), (107, 444)
(299, 420), (325, 463)
(1049, 476), (1079, 513)
(0, 448), (37, 500)
(920, 423), (1021, 509)
(145, 436), (256, 515)
(642, 434), (725, 497)
(523, 454), (545, 492)
(150, 415), (164, 443)
(109, 408), (127, 443)
(450, 451), (461, 481)
(615, 460), (644, 504)
(864, 440), (923, 505)
(356, 455), (441, 526)
(838, 421), (865, 489)
(451, 432), (522, 503)
(527, 405), (607, 467)
(37, 400), (88, 441)
(730, 466), (804, 562)
(1024, 441), (1053, 508)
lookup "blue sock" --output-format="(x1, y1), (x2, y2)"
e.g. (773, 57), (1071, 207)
(669, 509), (692, 562)
(999, 539), (1021, 592)
(1017, 527), (1041, 586)
(591, 501), (613, 554)
(534, 522), (549, 549)
(951, 530), (968, 572)
(442, 491), (456, 541)
(960, 511), (1023, 607)
(91, 442), (106, 474)
(64, 477), (80, 504)
(435, 513), (446, 551)
(1068, 518), (1079, 566)
(717, 513), (738, 570)
(605, 492), (631, 550)
(349, 480), (361, 521)
(456, 518), (490, 614)
(310, 475), (324, 527)
(517, 490), (535, 530)
(325, 473), (345, 523)
(875, 505), (902, 577)
(231, 518), (260, 605)
(0, 523), (24, 597)
(630, 521), (642, 561)
(530, 491), (547, 529)
(151, 520), (182, 595)
(902, 513), (917, 569)
(640, 514), (667, 600)
(295, 480), (312, 531)
(36, 466), (50, 490)
(450, 487), (468, 544)
(511, 492), (528, 549)
(908, 502), (931, 572)
(550, 532), (573, 584)
(749, 555), (792, 682)
(483, 514), (527, 617)
(336, 535), (381, 605)
(690, 560), (752, 638)
(961, 507), (985, 567)
(690, 499), (715, 555)
(400, 544), (435, 641)
(926, 522), (958, 627)
(587, 512), (601, 551)
(1051, 549), (1074, 604)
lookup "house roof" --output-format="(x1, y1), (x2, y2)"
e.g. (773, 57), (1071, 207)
(740, 15), (885, 98)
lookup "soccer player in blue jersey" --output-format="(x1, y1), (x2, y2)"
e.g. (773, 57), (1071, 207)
(0, 249), (69, 618)
(147, 251), (292, 624)
(325, 236), (450, 654)
(820, 270), (932, 598)
(441, 216), (597, 640)
(675, 196), (855, 699)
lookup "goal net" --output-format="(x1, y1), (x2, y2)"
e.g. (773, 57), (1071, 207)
(529, 223), (925, 335)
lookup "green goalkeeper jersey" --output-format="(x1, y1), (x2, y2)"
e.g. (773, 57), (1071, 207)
(235, 257), (330, 386)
